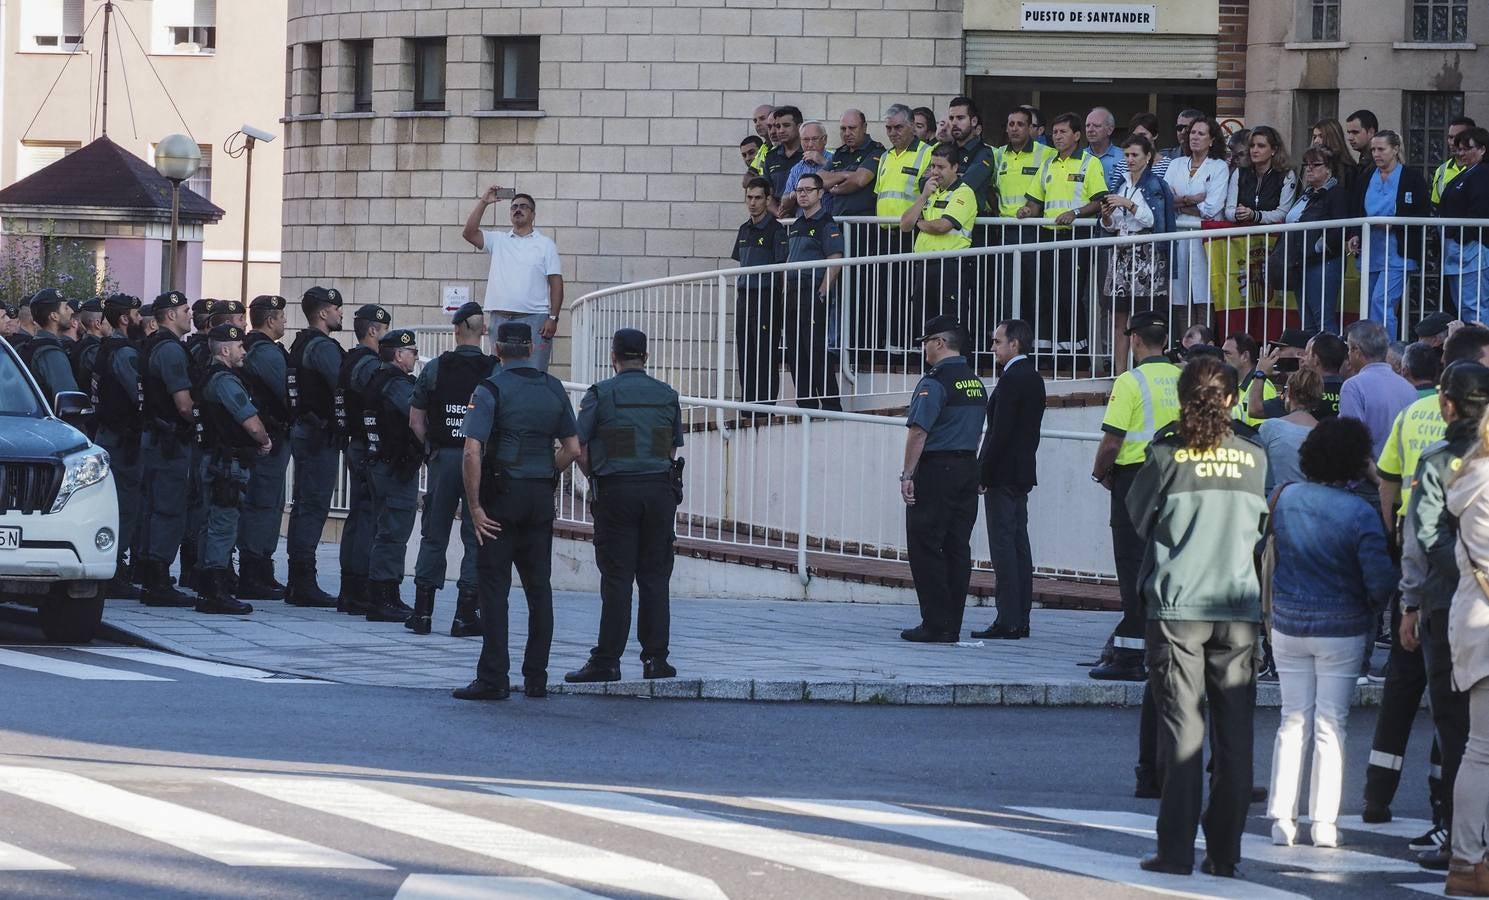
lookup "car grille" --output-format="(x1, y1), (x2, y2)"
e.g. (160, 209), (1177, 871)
(0, 461), (62, 515)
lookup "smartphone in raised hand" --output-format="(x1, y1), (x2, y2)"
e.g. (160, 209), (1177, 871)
(493, 186), (516, 200)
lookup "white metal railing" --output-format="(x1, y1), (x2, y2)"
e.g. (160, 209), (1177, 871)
(570, 215), (1488, 409)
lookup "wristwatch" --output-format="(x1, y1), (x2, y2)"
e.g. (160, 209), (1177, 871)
(899, 473), (913, 482)
(1091, 472), (1106, 483)
(546, 314), (559, 322)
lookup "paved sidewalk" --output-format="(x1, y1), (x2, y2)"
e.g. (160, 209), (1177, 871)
(101, 547), (1390, 707)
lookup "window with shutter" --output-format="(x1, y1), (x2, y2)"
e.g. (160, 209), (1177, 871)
(153, 0), (215, 53)
(16, 141), (81, 181)
(23, 0), (83, 52)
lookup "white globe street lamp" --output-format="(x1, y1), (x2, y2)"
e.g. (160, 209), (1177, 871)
(154, 134), (201, 293)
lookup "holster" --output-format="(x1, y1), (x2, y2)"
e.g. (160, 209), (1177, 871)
(670, 457), (686, 504)
(208, 460), (246, 508)
(150, 419), (186, 459)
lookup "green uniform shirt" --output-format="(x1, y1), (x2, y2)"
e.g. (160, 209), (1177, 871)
(913, 182), (978, 254)
(1378, 391), (1446, 516)
(876, 139), (933, 221)
(994, 142), (1057, 217)
(1027, 150), (1108, 230)
(1432, 157), (1465, 206)
(1102, 356), (1182, 466)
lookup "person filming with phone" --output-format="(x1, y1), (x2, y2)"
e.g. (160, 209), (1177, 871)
(462, 185), (565, 372)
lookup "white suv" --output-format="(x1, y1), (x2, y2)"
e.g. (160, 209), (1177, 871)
(0, 337), (118, 642)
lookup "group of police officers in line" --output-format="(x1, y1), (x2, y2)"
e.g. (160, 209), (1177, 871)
(4, 286), (685, 696)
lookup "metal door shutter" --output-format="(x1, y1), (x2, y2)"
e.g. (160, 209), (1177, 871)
(965, 32), (1218, 80)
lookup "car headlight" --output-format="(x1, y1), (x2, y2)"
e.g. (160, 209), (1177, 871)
(51, 447), (110, 513)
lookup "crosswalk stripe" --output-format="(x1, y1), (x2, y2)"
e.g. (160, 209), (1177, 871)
(1015, 807), (1419, 874)
(491, 786), (1027, 900)
(1335, 814), (1437, 841)
(0, 839), (71, 872)
(0, 767), (386, 869)
(395, 875), (607, 899)
(0, 648), (171, 681)
(1397, 882), (1447, 896)
(758, 798), (1309, 900)
(73, 648), (325, 683)
(223, 777), (727, 900)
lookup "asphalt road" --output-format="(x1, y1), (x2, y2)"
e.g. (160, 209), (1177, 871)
(0, 610), (1447, 900)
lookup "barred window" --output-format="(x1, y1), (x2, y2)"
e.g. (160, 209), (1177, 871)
(1404, 91), (1465, 174)
(1310, 0), (1340, 41)
(1412, 0), (1468, 42)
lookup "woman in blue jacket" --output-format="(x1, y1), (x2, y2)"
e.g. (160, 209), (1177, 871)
(1438, 126), (1489, 325)
(1271, 146), (1352, 334)
(1348, 131), (1431, 338)
(1101, 134), (1176, 372)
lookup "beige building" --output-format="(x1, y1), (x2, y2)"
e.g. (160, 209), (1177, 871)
(0, 0), (287, 300)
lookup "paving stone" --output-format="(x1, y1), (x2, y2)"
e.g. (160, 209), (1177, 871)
(650, 679), (704, 699)
(700, 679), (752, 700)
(1002, 683), (1048, 706)
(605, 681), (653, 697)
(801, 682), (855, 703)
(952, 683), (1002, 705)
(853, 682), (907, 704)
(904, 683), (953, 705)
(753, 681), (805, 702)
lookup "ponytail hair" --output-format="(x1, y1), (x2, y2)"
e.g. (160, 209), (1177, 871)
(1176, 356), (1238, 452)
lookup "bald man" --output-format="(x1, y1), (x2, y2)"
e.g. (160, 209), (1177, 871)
(819, 108), (886, 219)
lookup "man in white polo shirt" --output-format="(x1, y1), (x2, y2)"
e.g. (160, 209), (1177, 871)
(461, 186), (564, 371)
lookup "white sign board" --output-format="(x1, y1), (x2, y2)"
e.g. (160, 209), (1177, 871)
(1020, 2), (1157, 32)
(441, 283), (471, 315)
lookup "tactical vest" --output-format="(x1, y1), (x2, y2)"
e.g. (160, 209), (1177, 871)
(337, 345), (378, 444)
(69, 333), (100, 388)
(287, 329), (339, 422)
(586, 372), (679, 477)
(429, 350), (498, 448)
(186, 334), (211, 447)
(241, 332), (291, 436)
(363, 365), (421, 468)
(476, 370), (569, 482)
(141, 331), (194, 441)
(92, 334), (142, 434)
(199, 364), (260, 451)
(17, 333), (66, 394)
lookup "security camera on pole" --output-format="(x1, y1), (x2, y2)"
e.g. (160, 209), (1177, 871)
(227, 125), (278, 302)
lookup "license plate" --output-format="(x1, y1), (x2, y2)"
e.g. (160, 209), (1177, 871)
(0, 527), (18, 550)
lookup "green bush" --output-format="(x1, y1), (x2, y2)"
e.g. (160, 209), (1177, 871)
(0, 224), (118, 306)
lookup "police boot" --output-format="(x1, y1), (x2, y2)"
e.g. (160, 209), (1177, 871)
(286, 559), (337, 608)
(450, 589), (482, 638)
(238, 554), (286, 601)
(140, 560), (195, 607)
(226, 552), (241, 595)
(337, 573), (370, 616)
(105, 555), (141, 600)
(365, 581), (414, 623)
(405, 585), (435, 635)
(196, 570), (253, 615)
(177, 541), (200, 591)
(1089, 648), (1147, 682)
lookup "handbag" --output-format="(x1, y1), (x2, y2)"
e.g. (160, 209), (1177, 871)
(1462, 531), (1489, 600)
(1255, 482), (1293, 627)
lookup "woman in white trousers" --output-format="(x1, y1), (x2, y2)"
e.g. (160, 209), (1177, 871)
(1163, 116), (1229, 333)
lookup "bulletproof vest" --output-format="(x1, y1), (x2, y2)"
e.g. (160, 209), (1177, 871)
(586, 371), (679, 477)
(199, 364), (260, 451)
(929, 357), (987, 410)
(186, 334), (211, 446)
(241, 332), (291, 435)
(17, 332), (62, 387)
(69, 333), (100, 388)
(337, 345), (378, 444)
(364, 365), (421, 467)
(141, 331), (193, 440)
(92, 334), (142, 434)
(476, 369), (570, 479)
(6, 330), (31, 354)
(428, 350), (497, 447)
(287, 329), (339, 421)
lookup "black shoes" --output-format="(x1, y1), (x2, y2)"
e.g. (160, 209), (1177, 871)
(405, 586), (435, 635)
(237, 554), (285, 601)
(452, 679), (510, 701)
(524, 677), (548, 698)
(1361, 803), (1392, 824)
(1134, 780), (1161, 800)
(1250, 785), (1268, 804)
(644, 659), (678, 679)
(337, 573), (369, 616)
(1200, 858), (1237, 878)
(286, 560), (337, 607)
(450, 588), (482, 637)
(1419, 846), (1452, 871)
(140, 560), (195, 607)
(365, 581), (415, 622)
(899, 626), (957, 643)
(1138, 853), (1192, 876)
(195, 571), (253, 615)
(104, 572), (142, 600)
(565, 661), (622, 683)
(970, 623), (1029, 640)
(1090, 650), (1147, 682)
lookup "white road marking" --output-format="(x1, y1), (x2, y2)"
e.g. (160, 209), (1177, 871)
(0, 839), (71, 872)
(1016, 806), (1419, 874)
(759, 798), (1310, 900)
(1334, 814), (1437, 840)
(491, 786), (1027, 900)
(0, 648), (171, 681)
(1395, 881), (1447, 896)
(0, 767), (385, 869)
(74, 647), (324, 683)
(224, 777), (725, 900)
(394, 875), (607, 899)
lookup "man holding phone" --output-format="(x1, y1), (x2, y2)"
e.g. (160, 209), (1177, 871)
(462, 185), (564, 372)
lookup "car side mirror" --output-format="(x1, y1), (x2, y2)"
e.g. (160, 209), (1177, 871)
(53, 391), (94, 426)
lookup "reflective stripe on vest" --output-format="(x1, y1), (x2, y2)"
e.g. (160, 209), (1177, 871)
(1126, 366), (1158, 445)
(877, 143), (931, 203)
(1041, 153), (1093, 213)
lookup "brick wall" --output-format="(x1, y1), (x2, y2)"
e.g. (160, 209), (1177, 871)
(281, 0), (965, 369)
(1216, 0), (1249, 122)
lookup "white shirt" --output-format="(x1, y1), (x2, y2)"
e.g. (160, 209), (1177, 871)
(479, 228), (562, 315)
(1163, 156), (1229, 230)
(1102, 176), (1155, 236)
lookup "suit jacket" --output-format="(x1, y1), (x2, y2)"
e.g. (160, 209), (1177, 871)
(978, 357), (1045, 489)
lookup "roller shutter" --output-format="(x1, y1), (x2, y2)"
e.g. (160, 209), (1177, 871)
(965, 32), (1217, 80)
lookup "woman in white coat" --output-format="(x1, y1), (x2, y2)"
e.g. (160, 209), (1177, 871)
(1163, 116), (1230, 333)
(1447, 405), (1489, 896)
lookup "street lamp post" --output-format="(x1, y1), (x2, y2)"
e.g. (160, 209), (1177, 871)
(154, 134), (201, 294)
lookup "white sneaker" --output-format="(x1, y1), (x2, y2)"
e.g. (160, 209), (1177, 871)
(1311, 822), (1340, 848)
(1272, 820), (1297, 846)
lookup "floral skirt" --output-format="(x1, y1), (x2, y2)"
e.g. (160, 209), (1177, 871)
(1105, 242), (1169, 312)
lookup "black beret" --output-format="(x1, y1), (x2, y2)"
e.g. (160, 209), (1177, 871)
(451, 301), (484, 326)
(612, 328), (647, 359)
(379, 328), (417, 349)
(207, 324), (244, 342)
(28, 288), (64, 309)
(303, 286), (344, 307)
(104, 293), (141, 310)
(1124, 311), (1168, 335)
(2, 304), (18, 319)
(79, 297), (104, 313)
(155, 291), (190, 310)
(354, 304), (391, 324)
(496, 321), (532, 344)
(208, 298), (246, 316)
(250, 295), (287, 311)
(191, 297), (212, 315)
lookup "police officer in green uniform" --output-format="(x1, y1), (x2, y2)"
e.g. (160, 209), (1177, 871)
(409, 302), (495, 636)
(196, 324), (271, 615)
(18, 288), (80, 402)
(236, 295), (293, 601)
(899, 315), (986, 643)
(333, 303), (392, 614)
(94, 293), (145, 599)
(361, 329), (422, 622)
(138, 290), (198, 606)
(565, 329), (685, 683)
(453, 322), (580, 701)
(285, 286), (346, 605)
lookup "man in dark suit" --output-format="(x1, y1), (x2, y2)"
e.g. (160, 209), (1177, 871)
(971, 319), (1045, 639)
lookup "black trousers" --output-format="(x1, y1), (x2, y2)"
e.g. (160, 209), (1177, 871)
(914, 258), (972, 343)
(1364, 600), (1444, 816)
(1424, 608), (1471, 831)
(1036, 228), (1092, 358)
(985, 486), (1033, 631)
(783, 275), (840, 410)
(906, 454), (980, 637)
(859, 227), (913, 354)
(735, 285), (782, 404)
(591, 477), (677, 666)
(1110, 464), (1146, 651)
(475, 479), (556, 688)
(1147, 618), (1257, 867)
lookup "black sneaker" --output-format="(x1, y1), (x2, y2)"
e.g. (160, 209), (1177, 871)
(1409, 825), (1447, 851)
(643, 659), (677, 679)
(452, 680), (510, 701)
(564, 661), (621, 684)
(1361, 804), (1392, 824)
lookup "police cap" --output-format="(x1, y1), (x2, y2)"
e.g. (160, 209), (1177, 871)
(155, 291), (189, 311)
(1443, 362), (1489, 405)
(354, 303), (391, 324)
(207, 324), (244, 342)
(1416, 311), (1454, 339)
(191, 297), (212, 316)
(303, 285), (343, 308)
(379, 328), (417, 350)
(914, 314), (962, 344)
(27, 287), (64, 310)
(104, 293), (142, 310)
(1273, 328), (1312, 350)
(1124, 311), (1168, 335)
(79, 297), (104, 314)
(65, 298), (81, 314)
(208, 298), (246, 316)
(496, 321), (532, 345)
(250, 294), (287, 311)
(451, 301), (484, 326)
(612, 328), (647, 359)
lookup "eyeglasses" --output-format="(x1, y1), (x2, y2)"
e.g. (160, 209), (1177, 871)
(1303, 161), (1328, 169)
(795, 186), (820, 194)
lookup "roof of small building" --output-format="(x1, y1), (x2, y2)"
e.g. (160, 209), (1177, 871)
(0, 135), (223, 222)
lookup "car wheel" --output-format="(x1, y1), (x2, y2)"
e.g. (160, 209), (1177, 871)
(38, 585), (105, 644)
